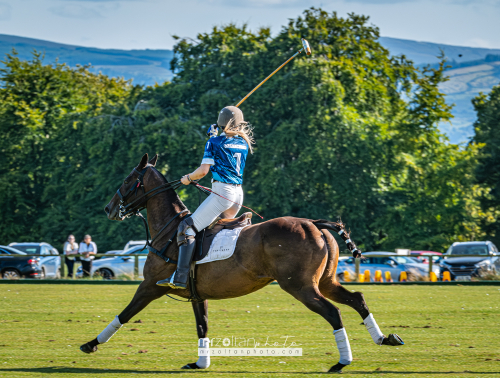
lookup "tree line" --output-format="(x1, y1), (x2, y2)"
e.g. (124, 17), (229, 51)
(0, 8), (498, 253)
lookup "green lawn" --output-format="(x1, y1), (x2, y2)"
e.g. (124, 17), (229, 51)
(0, 284), (499, 377)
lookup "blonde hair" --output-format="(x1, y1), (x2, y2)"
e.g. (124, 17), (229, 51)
(224, 121), (255, 154)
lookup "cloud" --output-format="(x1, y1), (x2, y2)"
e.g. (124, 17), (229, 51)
(0, 3), (12, 20)
(209, 0), (316, 8)
(59, 0), (141, 2)
(339, 0), (414, 3)
(49, 4), (103, 19)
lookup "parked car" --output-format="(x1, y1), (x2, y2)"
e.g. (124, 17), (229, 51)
(123, 241), (147, 251)
(0, 245), (42, 279)
(337, 252), (440, 281)
(439, 241), (499, 281)
(8, 242), (61, 279)
(410, 251), (442, 264)
(76, 245), (148, 279)
(104, 250), (126, 255)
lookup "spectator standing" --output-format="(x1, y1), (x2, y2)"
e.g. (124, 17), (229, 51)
(63, 235), (79, 278)
(79, 234), (97, 277)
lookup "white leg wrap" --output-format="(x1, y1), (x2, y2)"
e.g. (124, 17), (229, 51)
(196, 338), (211, 369)
(364, 313), (384, 345)
(333, 328), (353, 365)
(97, 315), (122, 344)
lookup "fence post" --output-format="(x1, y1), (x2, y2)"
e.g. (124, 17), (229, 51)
(134, 255), (139, 279)
(61, 255), (66, 278)
(355, 257), (360, 282)
(428, 256), (433, 279)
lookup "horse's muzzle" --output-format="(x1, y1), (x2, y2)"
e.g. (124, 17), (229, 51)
(104, 204), (120, 221)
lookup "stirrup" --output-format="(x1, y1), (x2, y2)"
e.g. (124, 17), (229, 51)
(156, 271), (187, 289)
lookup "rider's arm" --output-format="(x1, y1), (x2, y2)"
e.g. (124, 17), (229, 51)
(181, 164), (211, 185)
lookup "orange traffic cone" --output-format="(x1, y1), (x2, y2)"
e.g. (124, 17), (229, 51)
(374, 270), (383, 282)
(430, 271), (438, 282)
(364, 270), (371, 282)
(358, 273), (365, 283)
(399, 271), (408, 282)
(343, 271), (350, 282)
(442, 271), (451, 282)
(385, 271), (393, 282)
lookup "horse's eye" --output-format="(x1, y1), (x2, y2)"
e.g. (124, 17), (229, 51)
(124, 180), (129, 185)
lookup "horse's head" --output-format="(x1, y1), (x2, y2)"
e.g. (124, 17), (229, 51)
(104, 153), (159, 221)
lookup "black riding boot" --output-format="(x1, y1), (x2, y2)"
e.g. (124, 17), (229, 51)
(156, 238), (195, 289)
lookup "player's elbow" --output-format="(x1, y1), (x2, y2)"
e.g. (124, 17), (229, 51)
(200, 164), (211, 176)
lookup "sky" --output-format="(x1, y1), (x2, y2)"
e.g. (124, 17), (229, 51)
(0, 0), (498, 50)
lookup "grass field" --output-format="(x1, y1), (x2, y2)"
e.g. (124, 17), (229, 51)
(1, 284), (499, 378)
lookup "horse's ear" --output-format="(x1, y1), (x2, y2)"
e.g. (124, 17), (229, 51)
(148, 154), (158, 167)
(138, 153), (148, 170)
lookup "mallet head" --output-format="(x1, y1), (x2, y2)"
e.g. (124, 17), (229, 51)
(301, 38), (312, 55)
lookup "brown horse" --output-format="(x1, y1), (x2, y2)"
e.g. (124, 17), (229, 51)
(80, 153), (403, 373)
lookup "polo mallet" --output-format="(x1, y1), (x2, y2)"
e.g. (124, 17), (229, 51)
(235, 38), (312, 107)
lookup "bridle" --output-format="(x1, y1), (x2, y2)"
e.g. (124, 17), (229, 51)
(116, 166), (182, 219)
(115, 165), (186, 249)
(115, 165), (203, 302)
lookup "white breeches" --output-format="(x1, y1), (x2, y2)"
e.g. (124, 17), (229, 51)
(189, 181), (244, 234)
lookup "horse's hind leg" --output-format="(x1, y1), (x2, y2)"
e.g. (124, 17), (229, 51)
(319, 279), (404, 347)
(181, 300), (211, 370)
(80, 281), (167, 354)
(279, 282), (352, 373)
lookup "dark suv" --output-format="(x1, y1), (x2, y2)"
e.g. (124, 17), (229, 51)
(439, 241), (499, 281)
(0, 245), (42, 279)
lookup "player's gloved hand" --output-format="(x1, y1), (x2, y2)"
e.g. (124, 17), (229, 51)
(207, 124), (219, 138)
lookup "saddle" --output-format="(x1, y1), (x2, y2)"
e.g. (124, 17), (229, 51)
(185, 212), (252, 302)
(193, 212), (253, 262)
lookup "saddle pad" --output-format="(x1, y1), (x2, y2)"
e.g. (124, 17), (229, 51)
(196, 226), (247, 265)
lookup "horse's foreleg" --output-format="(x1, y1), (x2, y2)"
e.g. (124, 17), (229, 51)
(319, 279), (404, 347)
(80, 281), (167, 354)
(182, 300), (210, 370)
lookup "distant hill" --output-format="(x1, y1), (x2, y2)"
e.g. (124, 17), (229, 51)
(1, 34), (499, 143)
(380, 37), (500, 143)
(379, 36), (500, 65)
(0, 34), (173, 86)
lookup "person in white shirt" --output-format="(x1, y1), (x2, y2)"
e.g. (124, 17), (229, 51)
(63, 234), (79, 278)
(79, 234), (97, 277)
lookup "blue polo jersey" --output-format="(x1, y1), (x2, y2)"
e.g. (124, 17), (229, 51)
(201, 134), (249, 185)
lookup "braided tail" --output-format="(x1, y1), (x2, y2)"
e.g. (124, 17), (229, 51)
(312, 219), (362, 258)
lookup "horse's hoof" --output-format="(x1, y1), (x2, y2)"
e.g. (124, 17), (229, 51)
(382, 333), (404, 346)
(182, 362), (201, 369)
(80, 343), (98, 354)
(328, 362), (346, 373)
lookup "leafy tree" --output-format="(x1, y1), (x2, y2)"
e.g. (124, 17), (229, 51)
(165, 8), (483, 251)
(0, 51), (130, 247)
(472, 84), (500, 245)
(0, 9), (492, 254)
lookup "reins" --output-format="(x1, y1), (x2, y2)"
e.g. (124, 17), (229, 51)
(116, 165), (260, 303)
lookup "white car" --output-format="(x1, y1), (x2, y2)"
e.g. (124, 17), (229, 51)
(104, 249), (126, 255)
(123, 241), (147, 251)
(8, 242), (61, 279)
(76, 245), (148, 279)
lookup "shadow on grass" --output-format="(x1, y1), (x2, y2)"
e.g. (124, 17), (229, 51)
(0, 367), (498, 375)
